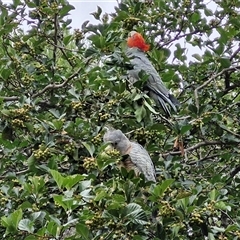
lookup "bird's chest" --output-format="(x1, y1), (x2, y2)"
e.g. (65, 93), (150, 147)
(120, 155), (140, 175)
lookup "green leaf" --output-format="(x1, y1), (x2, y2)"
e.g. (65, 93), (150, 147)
(215, 201), (231, 211)
(162, 70), (175, 82)
(79, 180), (92, 192)
(1, 208), (23, 233)
(174, 43), (186, 61)
(50, 170), (64, 189)
(204, 8), (213, 16)
(76, 223), (91, 240)
(217, 28), (229, 44)
(144, 100), (158, 114)
(219, 58), (231, 68)
(82, 142), (95, 157)
(133, 93), (143, 101)
(84, 47), (99, 58)
(59, 4), (75, 16)
(63, 174), (85, 190)
(46, 221), (58, 237)
(180, 124), (192, 134)
(123, 203), (148, 225)
(24, 236), (38, 240)
(209, 188), (219, 201)
(48, 109), (60, 118)
(135, 105), (146, 122)
(1, 68), (11, 79)
(215, 43), (224, 55)
(53, 195), (73, 211)
(25, 1), (36, 7)
(91, 6), (102, 20)
(152, 179), (175, 197)
(225, 225), (238, 232)
(190, 12), (201, 23)
(18, 219), (34, 233)
(192, 53), (202, 61)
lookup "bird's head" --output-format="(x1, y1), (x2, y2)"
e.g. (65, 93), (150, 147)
(127, 31), (150, 52)
(103, 129), (129, 153)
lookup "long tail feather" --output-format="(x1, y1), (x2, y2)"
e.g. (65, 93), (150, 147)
(169, 94), (180, 107)
(157, 97), (171, 117)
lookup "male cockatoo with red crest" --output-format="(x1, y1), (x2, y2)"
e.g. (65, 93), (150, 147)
(126, 31), (180, 117)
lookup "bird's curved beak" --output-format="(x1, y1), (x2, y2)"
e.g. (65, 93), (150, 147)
(104, 143), (114, 151)
(128, 31), (137, 38)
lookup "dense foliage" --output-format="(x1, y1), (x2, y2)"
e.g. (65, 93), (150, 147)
(0, 0), (240, 239)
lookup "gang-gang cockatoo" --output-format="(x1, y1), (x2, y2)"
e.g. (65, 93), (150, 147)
(126, 31), (180, 117)
(103, 128), (156, 182)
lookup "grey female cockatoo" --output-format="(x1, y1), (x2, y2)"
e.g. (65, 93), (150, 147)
(126, 31), (180, 117)
(103, 128), (156, 182)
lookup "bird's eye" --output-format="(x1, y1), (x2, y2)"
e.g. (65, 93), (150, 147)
(112, 142), (118, 147)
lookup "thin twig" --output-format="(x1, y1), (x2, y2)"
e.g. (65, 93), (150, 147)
(160, 140), (223, 157)
(194, 66), (240, 112)
(52, 13), (59, 77)
(220, 82), (240, 97)
(188, 153), (221, 165)
(156, 29), (200, 49)
(1, 59), (90, 102)
(230, 43), (240, 61)
(32, 66), (84, 98)
(0, 168), (29, 179)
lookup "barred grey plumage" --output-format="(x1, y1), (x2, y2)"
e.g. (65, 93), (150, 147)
(103, 129), (156, 182)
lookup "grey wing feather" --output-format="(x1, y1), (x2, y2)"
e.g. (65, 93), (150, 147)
(126, 48), (179, 115)
(129, 142), (156, 182)
(126, 48), (170, 95)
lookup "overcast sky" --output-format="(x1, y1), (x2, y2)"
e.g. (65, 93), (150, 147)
(2, 0), (224, 63)
(3, 0), (117, 28)
(69, 1), (117, 29)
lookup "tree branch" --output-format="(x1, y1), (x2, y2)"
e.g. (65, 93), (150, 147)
(230, 43), (240, 61)
(220, 82), (240, 97)
(156, 29), (200, 49)
(188, 153), (221, 165)
(225, 165), (240, 186)
(1, 60), (89, 102)
(161, 140), (223, 157)
(31, 66), (84, 98)
(52, 12), (59, 77)
(219, 101), (240, 113)
(194, 66), (240, 112)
